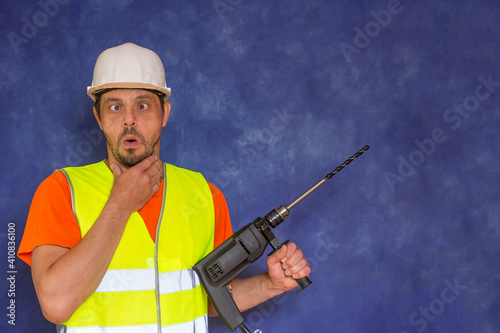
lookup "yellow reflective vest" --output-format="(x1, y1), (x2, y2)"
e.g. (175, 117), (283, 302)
(57, 161), (215, 333)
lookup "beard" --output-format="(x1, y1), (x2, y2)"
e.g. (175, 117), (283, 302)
(105, 127), (161, 167)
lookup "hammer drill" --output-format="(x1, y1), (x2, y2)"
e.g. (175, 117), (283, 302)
(193, 145), (370, 332)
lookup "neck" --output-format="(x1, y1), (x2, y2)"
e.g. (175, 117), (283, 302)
(104, 158), (130, 171)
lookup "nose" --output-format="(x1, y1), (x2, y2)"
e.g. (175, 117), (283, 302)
(122, 107), (137, 128)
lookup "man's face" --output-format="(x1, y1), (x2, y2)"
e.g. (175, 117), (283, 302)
(94, 89), (170, 168)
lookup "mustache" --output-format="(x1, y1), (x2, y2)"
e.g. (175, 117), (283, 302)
(118, 127), (145, 143)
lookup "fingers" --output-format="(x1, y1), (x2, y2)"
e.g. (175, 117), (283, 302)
(150, 163), (163, 193)
(278, 243), (311, 279)
(267, 243), (287, 266)
(110, 163), (123, 177)
(110, 156), (164, 210)
(149, 159), (164, 187)
(129, 155), (163, 184)
(143, 156), (163, 177)
(137, 155), (158, 171)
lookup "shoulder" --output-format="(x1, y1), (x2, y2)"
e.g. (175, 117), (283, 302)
(207, 181), (225, 200)
(165, 163), (201, 176)
(36, 161), (106, 197)
(36, 170), (70, 194)
(30, 170), (72, 215)
(61, 161), (108, 177)
(164, 163), (210, 187)
(165, 163), (227, 209)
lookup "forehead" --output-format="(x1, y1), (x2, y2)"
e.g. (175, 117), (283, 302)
(100, 89), (160, 102)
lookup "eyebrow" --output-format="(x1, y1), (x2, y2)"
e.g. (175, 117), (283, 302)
(102, 97), (122, 104)
(102, 94), (155, 104)
(135, 94), (156, 101)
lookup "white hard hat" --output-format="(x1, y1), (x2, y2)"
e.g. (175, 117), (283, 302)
(87, 42), (171, 102)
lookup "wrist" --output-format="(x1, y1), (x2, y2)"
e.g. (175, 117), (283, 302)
(103, 193), (135, 222)
(261, 273), (286, 298)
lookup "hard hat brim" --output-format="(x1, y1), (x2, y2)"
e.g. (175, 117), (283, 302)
(87, 82), (171, 102)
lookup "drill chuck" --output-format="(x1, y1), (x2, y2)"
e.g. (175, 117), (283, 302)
(265, 206), (289, 227)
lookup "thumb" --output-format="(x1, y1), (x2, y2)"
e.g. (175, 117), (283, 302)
(110, 163), (123, 177)
(267, 244), (288, 266)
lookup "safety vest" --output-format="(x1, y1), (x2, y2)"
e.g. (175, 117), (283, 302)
(57, 161), (215, 333)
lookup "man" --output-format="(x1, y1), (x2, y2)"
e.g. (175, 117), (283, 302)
(18, 42), (311, 332)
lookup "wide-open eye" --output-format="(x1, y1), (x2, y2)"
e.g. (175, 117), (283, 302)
(110, 104), (121, 112)
(138, 103), (149, 110)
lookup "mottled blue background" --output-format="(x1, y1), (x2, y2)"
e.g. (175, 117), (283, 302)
(1, 0), (500, 332)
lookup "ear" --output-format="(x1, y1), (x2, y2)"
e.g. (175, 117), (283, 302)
(162, 101), (171, 127)
(93, 106), (103, 130)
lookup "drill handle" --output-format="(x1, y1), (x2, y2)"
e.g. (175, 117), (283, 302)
(295, 276), (312, 292)
(209, 283), (246, 330)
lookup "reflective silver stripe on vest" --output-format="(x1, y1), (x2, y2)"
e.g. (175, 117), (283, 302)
(155, 164), (168, 332)
(59, 169), (78, 226)
(58, 315), (208, 333)
(94, 268), (201, 294)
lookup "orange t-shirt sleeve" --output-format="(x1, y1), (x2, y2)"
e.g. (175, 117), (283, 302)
(17, 171), (82, 266)
(208, 181), (233, 248)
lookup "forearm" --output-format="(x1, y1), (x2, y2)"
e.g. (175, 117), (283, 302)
(207, 274), (284, 317)
(231, 275), (284, 312)
(32, 198), (132, 323)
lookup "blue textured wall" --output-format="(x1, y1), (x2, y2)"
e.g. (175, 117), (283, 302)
(1, 0), (500, 332)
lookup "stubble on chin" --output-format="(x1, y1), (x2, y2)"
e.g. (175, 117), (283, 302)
(105, 132), (161, 168)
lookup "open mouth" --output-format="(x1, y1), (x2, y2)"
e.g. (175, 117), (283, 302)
(122, 136), (139, 148)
